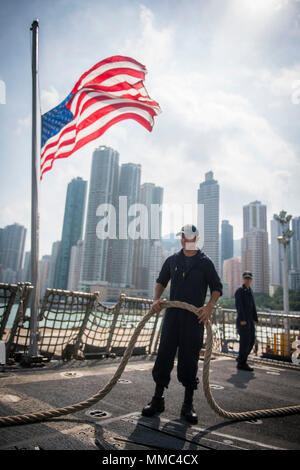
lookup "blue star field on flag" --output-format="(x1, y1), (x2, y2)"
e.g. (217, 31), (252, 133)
(41, 93), (74, 147)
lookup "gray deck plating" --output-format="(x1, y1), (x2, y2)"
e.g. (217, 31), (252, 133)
(0, 356), (299, 450)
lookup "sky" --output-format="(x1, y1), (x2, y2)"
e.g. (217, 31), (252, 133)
(1, 0), (300, 257)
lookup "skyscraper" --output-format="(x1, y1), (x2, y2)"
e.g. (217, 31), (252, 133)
(47, 241), (61, 288)
(241, 201), (269, 294)
(0, 224), (25, 283)
(221, 220), (233, 278)
(109, 163), (141, 286)
(223, 257), (242, 298)
(21, 251), (31, 282)
(148, 240), (164, 297)
(197, 171), (220, 274)
(54, 177), (87, 290)
(134, 183), (164, 295)
(67, 240), (84, 291)
(40, 255), (51, 299)
(80, 146), (119, 289)
(0, 223), (26, 276)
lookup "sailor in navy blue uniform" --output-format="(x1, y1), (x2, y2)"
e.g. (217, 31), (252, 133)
(142, 224), (222, 424)
(235, 271), (258, 371)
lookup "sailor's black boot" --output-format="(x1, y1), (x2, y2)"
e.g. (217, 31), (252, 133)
(142, 396), (165, 417)
(180, 403), (198, 424)
(180, 386), (198, 424)
(142, 384), (165, 417)
(237, 362), (254, 372)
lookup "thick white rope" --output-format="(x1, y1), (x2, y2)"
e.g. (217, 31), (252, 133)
(0, 300), (299, 427)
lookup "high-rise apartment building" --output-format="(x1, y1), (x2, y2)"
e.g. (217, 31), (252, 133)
(223, 257), (242, 298)
(47, 241), (61, 288)
(80, 146), (119, 289)
(0, 223), (26, 276)
(241, 201), (269, 294)
(109, 163), (141, 287)
(40, 255), (51, 299)
(197, 171), (220, 274)
(148, 240), (164, 298)
(221, 220), (233, 278)
(21, 251), (31, 282)
(134, 183), (164, 295)
(54, 177), (87, 290)
(67, 240), (84, 291)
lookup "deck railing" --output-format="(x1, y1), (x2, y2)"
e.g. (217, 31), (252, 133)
(1, 283), (299, 366)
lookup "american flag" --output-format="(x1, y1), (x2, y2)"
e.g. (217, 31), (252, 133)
(41, 55), (161, 179)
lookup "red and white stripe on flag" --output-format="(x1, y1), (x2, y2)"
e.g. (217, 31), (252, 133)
(40, 56), (161, 179)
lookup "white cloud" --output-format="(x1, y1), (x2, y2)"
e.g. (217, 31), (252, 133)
(41, 85), (60, 114)
(16, 113), (31, 135)
(1, 200), (30, 235)
(121, 4), (174, 70)
(232, 0), (289, 16)
(3, 0), (300, 254)
(252, 65), (300, 101)
(103, 4), (300, 238)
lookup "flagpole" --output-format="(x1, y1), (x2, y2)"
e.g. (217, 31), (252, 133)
(28, 18), (40, 360)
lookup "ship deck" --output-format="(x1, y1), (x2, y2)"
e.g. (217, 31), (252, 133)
(0, 354), (299, 452)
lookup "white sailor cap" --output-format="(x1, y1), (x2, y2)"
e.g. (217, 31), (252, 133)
(176, 224), (199, 239)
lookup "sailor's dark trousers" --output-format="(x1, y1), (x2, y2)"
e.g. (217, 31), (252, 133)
(237, 321), (255, 365)
(152, 307), (204, 390)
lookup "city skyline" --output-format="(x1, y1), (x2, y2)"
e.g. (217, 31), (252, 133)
(78, 146), (165, 298)
(1, 164), (298, 259)
(1, 1), (300, 258)
(1, 4), (300, 445)
(2, 148), (298, 293)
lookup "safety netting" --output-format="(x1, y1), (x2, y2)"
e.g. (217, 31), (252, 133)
(7, 289), (162, 360)
(0, 282), (33, 356)
(2, 283), (298, 366)
(35, 289), (98, 360)
(0, 283), (19, 342)
(81, 295), (161, 357)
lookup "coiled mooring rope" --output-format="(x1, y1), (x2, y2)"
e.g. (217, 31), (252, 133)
(0, 300), (299, 427)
